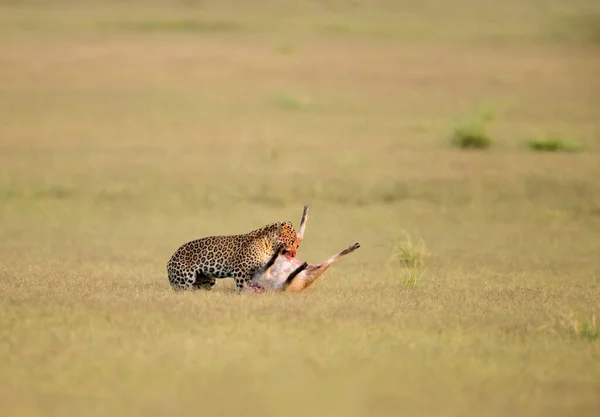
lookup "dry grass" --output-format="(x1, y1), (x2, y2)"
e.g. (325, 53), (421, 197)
(1, 1), (600, 416)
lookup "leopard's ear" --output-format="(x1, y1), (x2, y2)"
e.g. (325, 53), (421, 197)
(274, 221), (283, 234)
(278, 221), (290, 239)
(281, 221), (295, 233)
(269, 222), (284, 241)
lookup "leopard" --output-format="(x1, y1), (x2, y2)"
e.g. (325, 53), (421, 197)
(166, 220), (300, 291)
(242, 205), (361, 293)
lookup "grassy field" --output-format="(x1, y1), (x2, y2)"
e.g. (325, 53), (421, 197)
(1, 1), (599, 416)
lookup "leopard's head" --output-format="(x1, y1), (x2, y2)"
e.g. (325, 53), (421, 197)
(278, 221), (299, 257)
(262, 221), (298, 257)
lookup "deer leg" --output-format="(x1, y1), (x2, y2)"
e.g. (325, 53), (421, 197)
(284, 242), (360, 292)
(282, 262), (309, 290)
(296, 205), (310, 245)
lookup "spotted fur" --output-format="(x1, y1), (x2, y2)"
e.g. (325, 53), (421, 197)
(167, 221), (298, 291)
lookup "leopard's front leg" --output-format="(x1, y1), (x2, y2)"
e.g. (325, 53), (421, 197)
(236, 243), (285, 293)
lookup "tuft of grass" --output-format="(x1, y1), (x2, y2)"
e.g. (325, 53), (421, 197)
(558, 312), (599, 341)
(449, 107), (497, 150)
(399, 265), (426, 288)
(391, 232), (428, 268)
(274, 91), (312, 110)
(527, 135), (583, 152)
(450, 120), (492, 149)
(387, 232), (429, 287)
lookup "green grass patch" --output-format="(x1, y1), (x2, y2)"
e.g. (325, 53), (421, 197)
(450, 121), (492, 149)
(527, 135), (583, 152)
(273, 91), (312, 110)
(449, 108), (496, 150)
(559, 312), (599, 341)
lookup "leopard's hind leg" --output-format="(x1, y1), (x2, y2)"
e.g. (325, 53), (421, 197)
(168, 266), (193, 291)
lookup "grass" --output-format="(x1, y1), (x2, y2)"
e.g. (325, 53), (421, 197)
(387, 232), (428, 287)
(273, 41), (296, 54)
(1, 1), (600, 416)
(559, 312), (600, 341)
(107, 18), (248, 34)
(548, 13), (600, 46)
(274, 91), (312, 110)
(450, 121), (492, 149)
(527, 135), (583, 152)
(389, 232), (428, 269)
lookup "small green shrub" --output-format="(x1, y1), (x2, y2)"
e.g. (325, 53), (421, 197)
(449, 106), (497, 149)
(451, 121), (492, 149)
(527, 135), (583, 152)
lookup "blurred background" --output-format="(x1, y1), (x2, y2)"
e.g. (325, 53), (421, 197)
(1, 0), (598, 215)
(1, 1), (599, 416)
